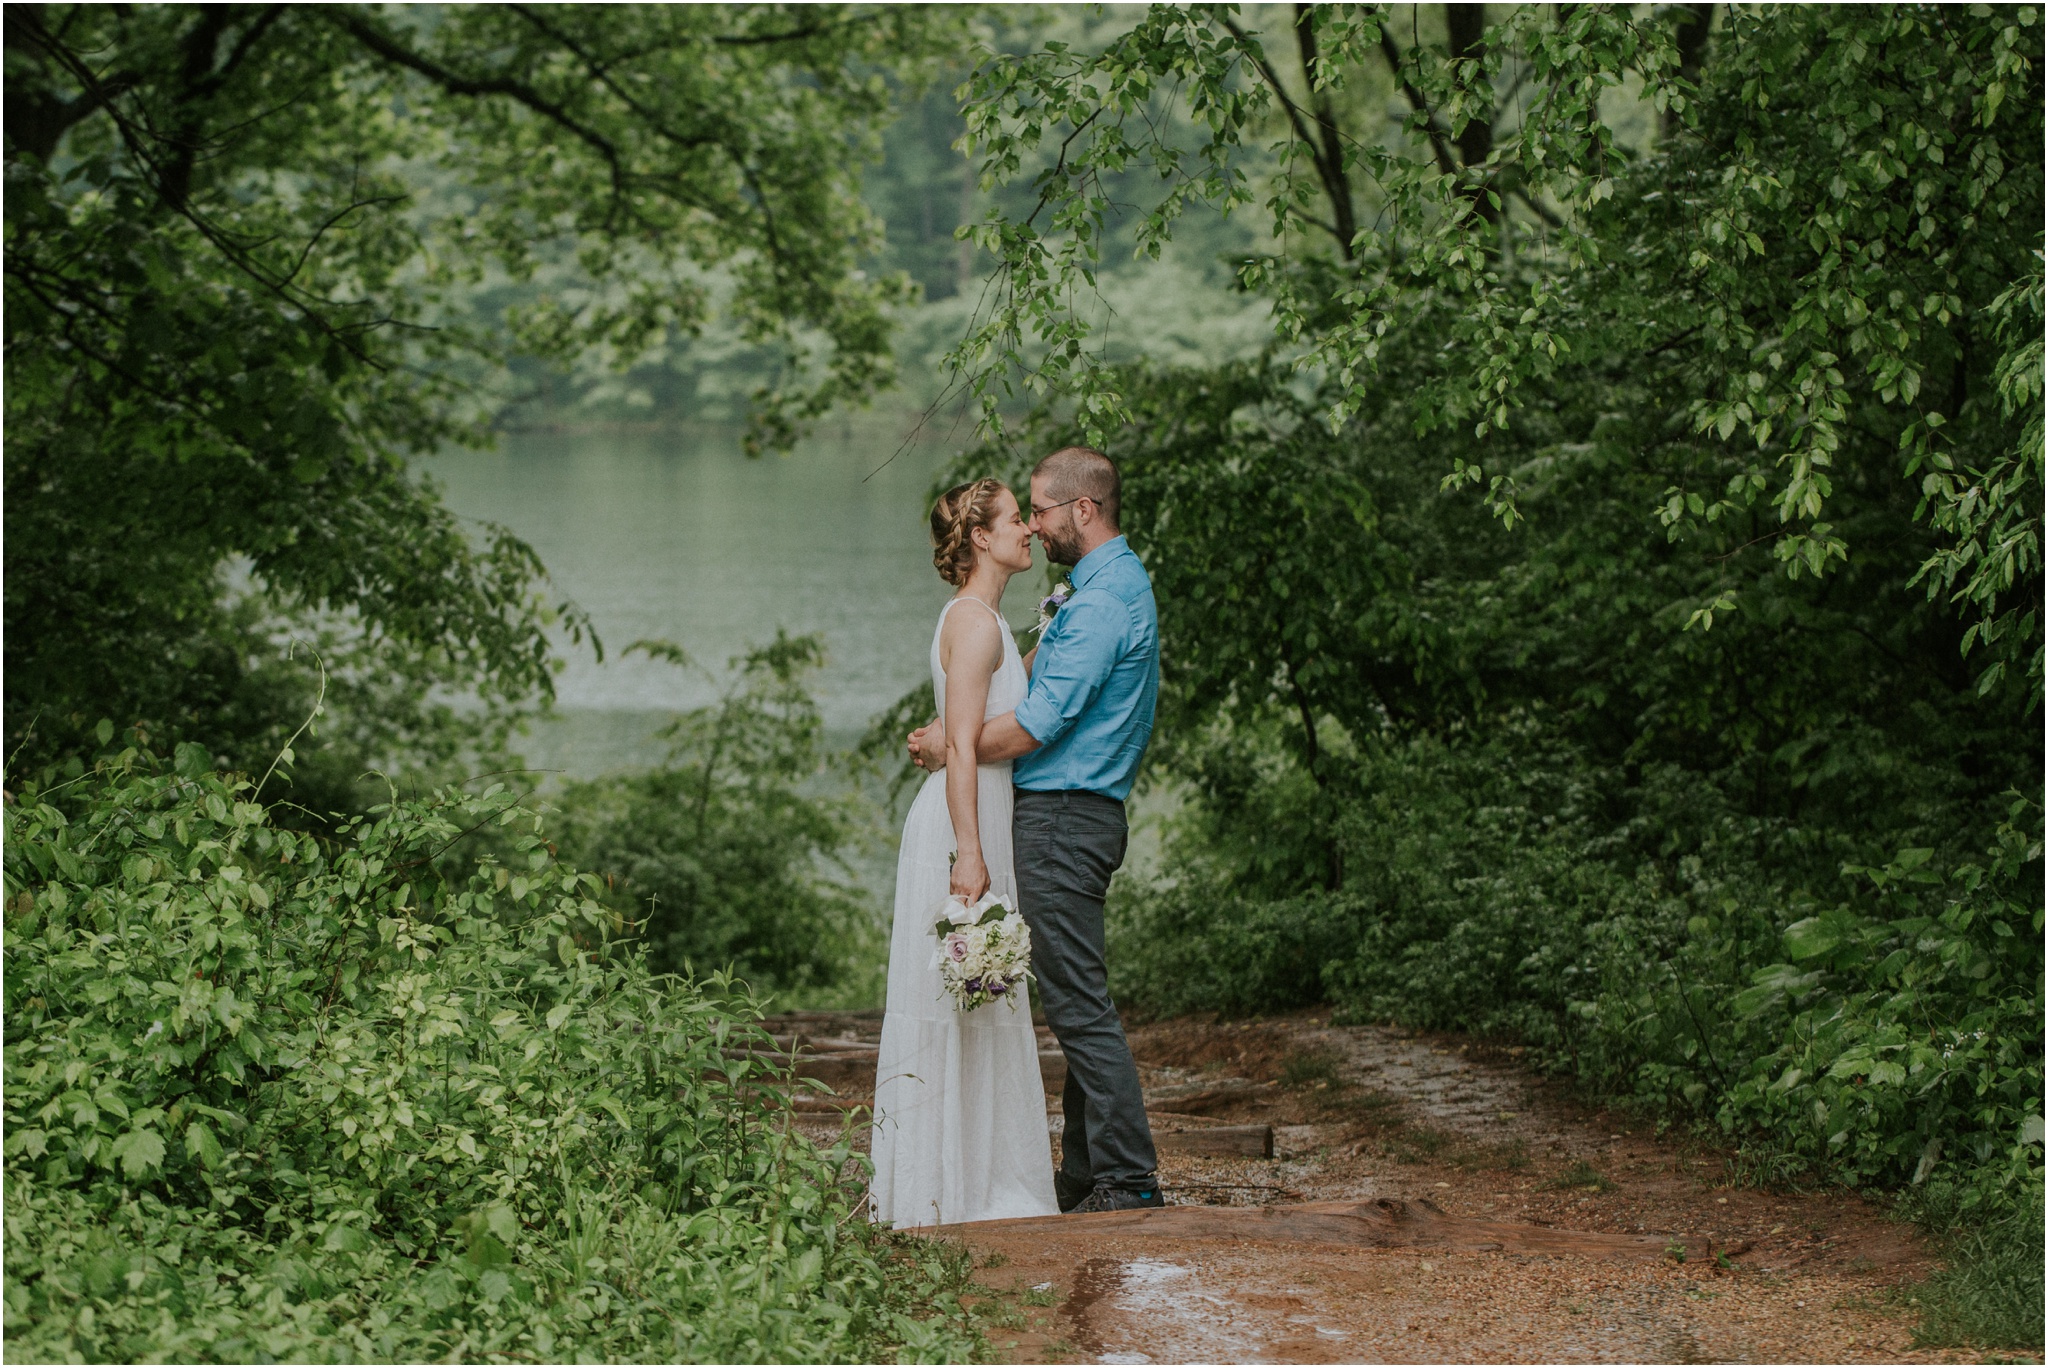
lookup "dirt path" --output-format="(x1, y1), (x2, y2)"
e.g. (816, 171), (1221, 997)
(772, 1008), (1970, 1364)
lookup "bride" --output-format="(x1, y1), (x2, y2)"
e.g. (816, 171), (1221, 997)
(869, 478), (1059, 1227)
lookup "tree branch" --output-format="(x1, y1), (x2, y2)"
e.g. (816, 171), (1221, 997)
(1294, 4), (1359, 255)
(713, 19), (863, 47)
(1, 8), (139, 162)
(10, 19), (399, 368)
(1378, 27), (1459, 178)
(1218, 13), (1354, 258)
(195, 6), (288, 100)
(1444, 2), (1497, 223)
(159, 8), (243, 209)
(1511, 186), (1563, 228)
(1665, 3), (1716, 140)
(326, 11), (634, 228)
(506, 5), (719, 158)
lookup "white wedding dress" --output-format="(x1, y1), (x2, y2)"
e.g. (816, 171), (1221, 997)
(869, 597), (1059, 1228)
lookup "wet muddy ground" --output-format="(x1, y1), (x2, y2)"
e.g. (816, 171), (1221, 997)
(770, 1008), (1994, 1364)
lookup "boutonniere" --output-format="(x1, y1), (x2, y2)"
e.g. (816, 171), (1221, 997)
(1032, 580), (1074, 635)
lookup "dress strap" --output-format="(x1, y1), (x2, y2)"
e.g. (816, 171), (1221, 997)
(941, 595), (1007, 628)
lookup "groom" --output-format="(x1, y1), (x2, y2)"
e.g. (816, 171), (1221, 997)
(909, 445), (1163, 1214)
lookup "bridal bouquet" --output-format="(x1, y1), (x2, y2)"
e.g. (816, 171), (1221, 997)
(930, 891), (1034, 1011)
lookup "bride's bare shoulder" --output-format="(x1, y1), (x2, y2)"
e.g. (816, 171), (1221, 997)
(938, 599), (1005, 671)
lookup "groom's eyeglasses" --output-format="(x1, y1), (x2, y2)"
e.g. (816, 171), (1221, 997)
(1029, 495), (1090, 520)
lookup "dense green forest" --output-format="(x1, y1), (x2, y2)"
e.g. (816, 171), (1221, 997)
(5, 2), (2042, 1358)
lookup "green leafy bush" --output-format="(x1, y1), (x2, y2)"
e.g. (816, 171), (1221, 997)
(551, 633), (877, 996)
(1112, 886), (1360, 1021)
(2, 754), (980, 1362)
(1703, 803), (2044, 1197)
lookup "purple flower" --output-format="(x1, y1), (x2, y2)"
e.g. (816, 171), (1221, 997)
(1032, 580), (1076, 636)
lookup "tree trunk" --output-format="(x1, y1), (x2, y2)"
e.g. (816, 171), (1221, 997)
(1665, 4), (1715, 140)
(1444, 4), (1496, 223)
(1294, 4), (1358, 257)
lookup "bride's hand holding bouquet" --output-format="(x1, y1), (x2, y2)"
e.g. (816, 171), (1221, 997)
(949, 844), (991, 903)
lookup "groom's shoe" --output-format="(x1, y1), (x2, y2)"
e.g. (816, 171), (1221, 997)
(1069, 1180), (1165, 1214)
(1054, 1171), (1094, 1213)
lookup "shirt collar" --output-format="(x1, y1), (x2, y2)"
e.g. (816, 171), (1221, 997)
(1071, 535), (1129, 590)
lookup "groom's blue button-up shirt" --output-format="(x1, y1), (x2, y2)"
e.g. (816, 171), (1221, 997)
(1013, 536), (1159, 802)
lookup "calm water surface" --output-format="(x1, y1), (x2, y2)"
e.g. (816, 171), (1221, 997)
(428, 424), (1036, 776)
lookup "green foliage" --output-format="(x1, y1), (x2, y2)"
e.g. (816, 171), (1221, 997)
(2, 756), (984, 1362)
(1702, 807), (2043, 1195)
(1113, 884), (1357, 1021)
(1907, 1187), (2046, 1351)
(553, 633), (875, 995)
(948, 3), (1693, 437)
(5, 4), (967, 780)
(988, 323), (2032, 860)
(951, 3), (2043, 691)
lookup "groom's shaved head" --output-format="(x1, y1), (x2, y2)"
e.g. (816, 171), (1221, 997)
(1034, 446), (1121, 529)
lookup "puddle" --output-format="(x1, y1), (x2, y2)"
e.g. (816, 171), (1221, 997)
(1061, 1258), (1124, 1356)
(1061, 1256), (1294, 1364)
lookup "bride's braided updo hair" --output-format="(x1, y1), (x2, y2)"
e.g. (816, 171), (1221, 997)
(930, 477), (1007, 586)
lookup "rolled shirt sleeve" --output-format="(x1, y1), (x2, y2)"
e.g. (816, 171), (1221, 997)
(1012, 594), (1125, 748)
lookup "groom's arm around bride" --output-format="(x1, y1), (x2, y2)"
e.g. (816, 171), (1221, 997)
(910, 446), (1165, 1214)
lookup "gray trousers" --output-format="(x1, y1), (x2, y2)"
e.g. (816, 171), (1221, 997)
(1013, 788), (1158, 1192)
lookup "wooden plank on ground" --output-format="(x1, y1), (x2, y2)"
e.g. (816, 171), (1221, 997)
(1143, 1079), (1280, 1114)
(1154, 1123), (1274, 1159)
(797, 1052), (877, 1089)
(728, 1048), (879, 1091)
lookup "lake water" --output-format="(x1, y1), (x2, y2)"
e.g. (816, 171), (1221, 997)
(428, 420), (1040, 777)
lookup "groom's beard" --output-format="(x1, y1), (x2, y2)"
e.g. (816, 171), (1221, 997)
(1038, 520), (1085, 566)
